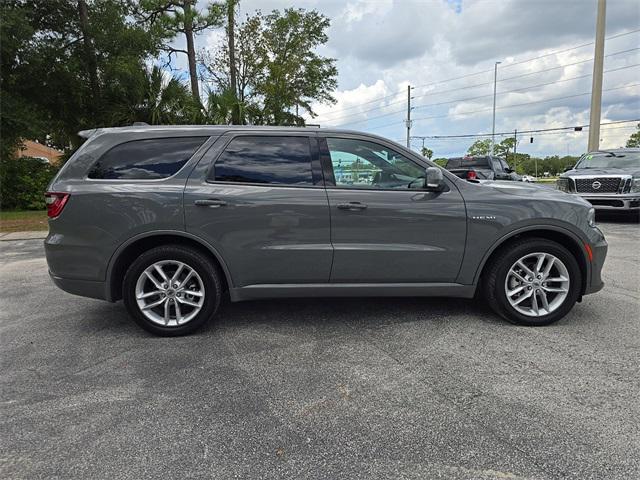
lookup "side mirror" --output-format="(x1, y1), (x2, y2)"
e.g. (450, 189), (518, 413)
(425, 167), (445, 191)
(564, 165), (575, 172)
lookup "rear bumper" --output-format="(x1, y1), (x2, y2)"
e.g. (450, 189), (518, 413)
(49, 271), (108, 301)
(577, 193), (640, 211)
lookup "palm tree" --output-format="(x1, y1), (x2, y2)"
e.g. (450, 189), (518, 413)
(107, 66), (199, 126)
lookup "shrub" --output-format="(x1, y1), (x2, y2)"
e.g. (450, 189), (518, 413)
(0, 156), (59, 210)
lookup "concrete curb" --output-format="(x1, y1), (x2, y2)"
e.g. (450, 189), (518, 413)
(0, 231), (48, 241)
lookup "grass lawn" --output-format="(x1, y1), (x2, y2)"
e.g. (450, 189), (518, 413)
(0, 210), (48, 233)
(536, 177), (558, 184)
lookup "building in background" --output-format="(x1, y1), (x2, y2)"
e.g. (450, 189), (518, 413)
(16, 140), (63, 166)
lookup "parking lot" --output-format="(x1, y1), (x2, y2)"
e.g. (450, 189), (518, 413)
(1, 218), (638, 479)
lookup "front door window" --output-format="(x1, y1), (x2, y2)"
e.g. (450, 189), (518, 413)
(326, 138), (425, 190)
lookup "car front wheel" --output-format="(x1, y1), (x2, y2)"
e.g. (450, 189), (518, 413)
(123, 245), (222, 336)
(484, 238), (582, 326)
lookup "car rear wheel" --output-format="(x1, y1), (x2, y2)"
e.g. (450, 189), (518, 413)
(123, 245), (222, 336)
(484, 238), (582, 326)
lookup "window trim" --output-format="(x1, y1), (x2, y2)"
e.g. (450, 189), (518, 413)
(204, 133), (324, 189)
(85, 136), (211, 182)
(319, 135), (438, 192)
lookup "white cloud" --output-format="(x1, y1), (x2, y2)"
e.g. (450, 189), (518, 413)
(184, 0), (640, 156)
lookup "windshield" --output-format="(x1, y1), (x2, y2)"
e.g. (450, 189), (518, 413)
(575, 152), (640, 169)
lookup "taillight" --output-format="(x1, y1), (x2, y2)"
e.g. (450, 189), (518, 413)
(44, 192), (70, 219)
(467, 170), (477, 180)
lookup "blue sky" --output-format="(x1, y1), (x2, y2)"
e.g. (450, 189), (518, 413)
(172, 0), (640, 157)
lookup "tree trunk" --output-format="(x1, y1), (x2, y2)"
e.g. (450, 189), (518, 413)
(227, 0), (239, 124)
(183, 0), (200, 101)
(77, 0), (99, 121)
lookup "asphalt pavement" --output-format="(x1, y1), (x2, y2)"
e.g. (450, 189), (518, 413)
(1, 218), (638, 479)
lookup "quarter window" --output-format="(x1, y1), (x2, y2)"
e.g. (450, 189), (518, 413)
(326, 137), (424, 189)
(88, 137), (207, 180)
(210, 136), (314, 185)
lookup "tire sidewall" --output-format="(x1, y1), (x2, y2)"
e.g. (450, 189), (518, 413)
(123, 246), (221, 336)
(493, 240), (581, 326)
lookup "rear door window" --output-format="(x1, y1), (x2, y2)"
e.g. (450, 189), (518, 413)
(209, 136), (314, 186)
(88, 137), (207, 180)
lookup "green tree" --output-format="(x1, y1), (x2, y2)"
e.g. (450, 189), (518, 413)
(136, 0), (224, 101)
(467, 139), (492, 156)
(0, 1), (46, 160)
(107, 66), (199, 125)
(494, 137), (516, 158)
(201, 8), (338, 125)
(420, 147), (433, 160)
(1, 0), (166, 158)
(626, 123), (640, 148)
(200, 9), (263, 124)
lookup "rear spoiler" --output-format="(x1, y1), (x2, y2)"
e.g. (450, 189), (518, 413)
(78, 128), (99, 139)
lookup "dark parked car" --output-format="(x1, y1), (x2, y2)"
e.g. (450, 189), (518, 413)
(558, 148), (640, 213)
(445, 156), (520, 181)
(45, 126), (607, 335)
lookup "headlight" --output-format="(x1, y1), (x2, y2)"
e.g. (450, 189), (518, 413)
(587, 207), (596, 227)
(631, 177), (640, 193)
(557, 177), (570, 192)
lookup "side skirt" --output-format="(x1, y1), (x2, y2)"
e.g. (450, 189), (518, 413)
(229, 283), (476, 302)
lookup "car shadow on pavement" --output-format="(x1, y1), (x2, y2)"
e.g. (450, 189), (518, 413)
(77, 295), (554, 338)
(79, 283), (609, 335)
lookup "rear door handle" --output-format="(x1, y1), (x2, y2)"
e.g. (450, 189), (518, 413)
(337, 202), (368, 211)
(194, 199), (227, 208)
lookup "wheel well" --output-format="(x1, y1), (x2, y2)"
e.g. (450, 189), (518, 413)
(109, 234), (229, 301)
(479, 229), (588, 296)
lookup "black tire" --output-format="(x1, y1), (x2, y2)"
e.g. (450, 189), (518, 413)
(122, 245), (222, 336)
(484, 238), (582, 326)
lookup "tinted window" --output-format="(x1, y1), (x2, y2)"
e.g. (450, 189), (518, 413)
(88, 137), (207, 180)
(326, 137), (424, 190)
(211, 136), (313, 185)
(447, 157), (491, 168)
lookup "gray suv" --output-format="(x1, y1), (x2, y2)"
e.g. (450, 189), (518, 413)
(558, 148), (640, 213)
(45, 126), (607, 335)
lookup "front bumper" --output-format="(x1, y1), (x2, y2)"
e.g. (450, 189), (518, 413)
(577, 193), (640, 211)
(585, 235), (607, 295)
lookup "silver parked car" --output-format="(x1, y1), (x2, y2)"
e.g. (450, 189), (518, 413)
(558, 148), (640, 213)
(45, 126), (607, 335)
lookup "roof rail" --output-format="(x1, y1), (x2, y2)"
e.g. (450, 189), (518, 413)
(132, 122), (149, 126)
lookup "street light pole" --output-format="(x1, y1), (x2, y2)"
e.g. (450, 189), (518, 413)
(490, 61), (501, 156)
(588, 0), (606, 152)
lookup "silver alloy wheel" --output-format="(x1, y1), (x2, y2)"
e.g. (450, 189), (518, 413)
(504, 252), (570, 317)
(135, 260), (205, 327)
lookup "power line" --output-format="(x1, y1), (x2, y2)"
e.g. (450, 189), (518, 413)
(410, 83), (640, 123)
(318, 28), (640, 120)
(498, 28), (640, 70)
(332, 62), (640, 127)
(410, 119), (639, 140)
(323, 47), (640, 125)
(363, 83), (640, 131)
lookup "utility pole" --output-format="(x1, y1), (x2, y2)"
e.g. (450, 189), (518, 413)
(588, 0), (606, 152)
(406, 85), (413, 148)
(490, 61), (501, 156)
(227, 0), (238, 124)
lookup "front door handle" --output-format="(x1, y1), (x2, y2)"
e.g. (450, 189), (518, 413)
(194, 199), (227, 208)
(337, 202), (368, 211)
